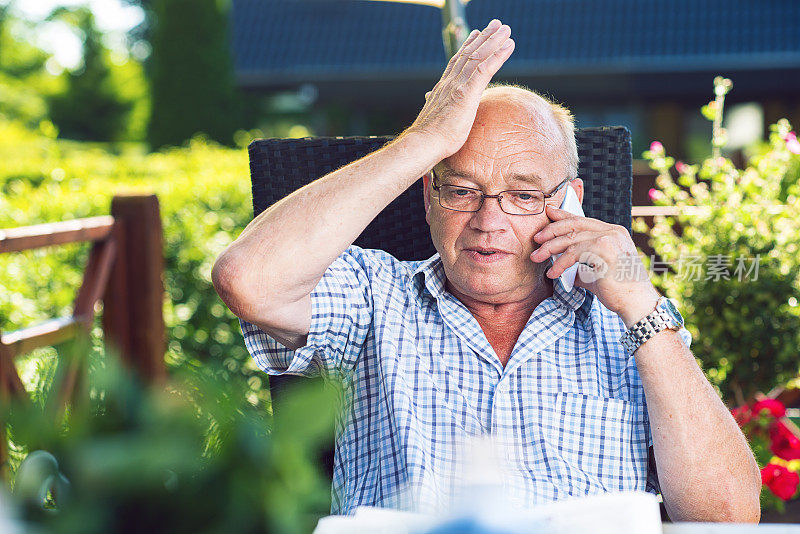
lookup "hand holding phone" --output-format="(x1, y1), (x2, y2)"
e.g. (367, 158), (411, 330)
(550, 185), (585, 292)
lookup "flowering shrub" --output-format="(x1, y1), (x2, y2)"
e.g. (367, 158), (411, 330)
(731, 398), (800, 511)
(639, 77), (800, 404)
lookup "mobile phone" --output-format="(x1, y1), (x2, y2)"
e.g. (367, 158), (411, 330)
(551, 185), (585, 292)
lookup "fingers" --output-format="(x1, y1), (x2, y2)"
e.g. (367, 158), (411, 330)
(463, 36), (514, 87)
(452, 20), (511, 79)
(460, 24), (511, 72)
(546, 241), (596, 279)
(426, 19), (511, 106)
(531, 230), (604, 263)
(441, 28), (481, 79)
(544, 204), (577, 221)
(533, 213), (598, 244)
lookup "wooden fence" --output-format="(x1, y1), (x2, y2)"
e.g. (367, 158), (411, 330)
(0, 194), (166, 473)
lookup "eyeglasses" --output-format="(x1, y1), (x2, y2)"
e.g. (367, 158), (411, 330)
(430, 170), (572, 216)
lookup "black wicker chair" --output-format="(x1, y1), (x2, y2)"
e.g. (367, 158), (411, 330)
(248, 126), (633, 404)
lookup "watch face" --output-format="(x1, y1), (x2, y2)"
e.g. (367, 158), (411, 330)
(663, 298), (684, 328)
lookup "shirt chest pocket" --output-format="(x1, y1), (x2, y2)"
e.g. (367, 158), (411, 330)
(546, 392), (649, 494)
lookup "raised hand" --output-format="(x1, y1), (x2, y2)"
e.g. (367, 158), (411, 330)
(408, 19), (515, 161)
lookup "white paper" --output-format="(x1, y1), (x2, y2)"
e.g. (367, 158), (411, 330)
(314, 491), (662, 534)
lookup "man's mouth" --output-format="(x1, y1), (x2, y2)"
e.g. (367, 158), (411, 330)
(466, 247), (508, 257)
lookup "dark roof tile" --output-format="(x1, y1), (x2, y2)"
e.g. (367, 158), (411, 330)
(231, 0), (800, 82)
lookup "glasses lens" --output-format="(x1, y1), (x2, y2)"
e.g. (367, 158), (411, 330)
(502, 190), (545, 214)
(439, 185), (482, 211)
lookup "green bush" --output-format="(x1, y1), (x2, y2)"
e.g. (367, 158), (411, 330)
(0, 117), (267, 408)
(4, 337), (337, 533)
(637, 78), (800, 404)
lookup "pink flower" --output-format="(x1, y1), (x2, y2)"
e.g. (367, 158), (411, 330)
(648, 188), (660, 202)
(650, 141), (664, 154)
(675, 161), (688, 174)
(784, 132), (800, 154)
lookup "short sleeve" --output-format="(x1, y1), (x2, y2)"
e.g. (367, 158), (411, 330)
(238, 245), (375, 379)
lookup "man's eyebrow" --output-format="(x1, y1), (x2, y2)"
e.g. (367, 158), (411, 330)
(433, 166), (465, 181)
(506, 173), (545, 188)
(435, 166), (545, 188)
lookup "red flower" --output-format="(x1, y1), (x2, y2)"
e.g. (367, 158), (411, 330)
(731, 405), (753, 426)
(761, 463), (800, 501)
(753, 399), (787, 419)
(770, 420), (800, 461)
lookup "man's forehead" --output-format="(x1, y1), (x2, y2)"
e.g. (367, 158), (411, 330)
(432, 90), (570, 188)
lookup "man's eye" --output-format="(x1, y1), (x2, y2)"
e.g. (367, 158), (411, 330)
(453, 188), (475, 197)
(510, 192), (536, 202)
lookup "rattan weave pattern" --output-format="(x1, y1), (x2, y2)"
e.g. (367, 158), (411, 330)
(248, 126), (632, 263)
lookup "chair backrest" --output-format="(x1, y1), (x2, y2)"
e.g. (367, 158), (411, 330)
(247, 126), (632, 477)
(248, 127), (632, 263)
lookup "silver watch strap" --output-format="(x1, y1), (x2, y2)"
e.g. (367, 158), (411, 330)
(620, 302), (679, 355)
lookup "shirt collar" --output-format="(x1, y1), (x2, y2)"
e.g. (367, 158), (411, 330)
(552, 276), (589, 313)
(412, 253), (591, 314)
(411, 253), (447, 299)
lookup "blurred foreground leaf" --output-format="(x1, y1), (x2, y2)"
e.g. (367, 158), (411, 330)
(4, 336), (339, 533)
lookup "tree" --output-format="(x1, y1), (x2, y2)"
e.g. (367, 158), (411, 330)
(46, 7), (136, 142)
(0, 6), (56, 126)
(147, 0), (241, 149)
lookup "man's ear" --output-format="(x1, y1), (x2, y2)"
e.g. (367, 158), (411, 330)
(570, 177), (584, 205)
(422, 172), (432, 225)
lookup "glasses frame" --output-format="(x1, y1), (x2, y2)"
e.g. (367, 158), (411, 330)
(430, 169), (573, 216)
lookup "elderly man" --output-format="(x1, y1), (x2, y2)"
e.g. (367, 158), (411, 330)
(212, 19), (761, 521)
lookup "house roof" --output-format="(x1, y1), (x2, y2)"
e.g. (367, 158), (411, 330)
(230, 0), (800, 87)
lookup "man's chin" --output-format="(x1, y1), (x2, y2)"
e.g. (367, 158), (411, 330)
(445, 266), (551, 303)
(447, 275), (520, 302)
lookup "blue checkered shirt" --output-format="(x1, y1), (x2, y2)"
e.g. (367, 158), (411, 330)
(239, 245), (690, 515)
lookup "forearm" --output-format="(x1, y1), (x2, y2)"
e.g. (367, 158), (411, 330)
(632, 329), (762, 522)
(214, 130), (439, 309)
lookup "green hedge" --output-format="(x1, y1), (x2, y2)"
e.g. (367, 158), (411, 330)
(0, 118), (269, 407)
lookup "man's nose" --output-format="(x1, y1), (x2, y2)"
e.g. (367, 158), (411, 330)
(468, 195), (509, 232)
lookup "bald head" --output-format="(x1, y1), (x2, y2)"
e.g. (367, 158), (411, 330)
(474, 85), (579, 180)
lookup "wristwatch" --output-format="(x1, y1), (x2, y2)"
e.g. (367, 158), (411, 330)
(620, 296), (684, 355)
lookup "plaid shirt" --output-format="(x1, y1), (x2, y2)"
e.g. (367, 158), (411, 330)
(239, 245), (691, 515)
